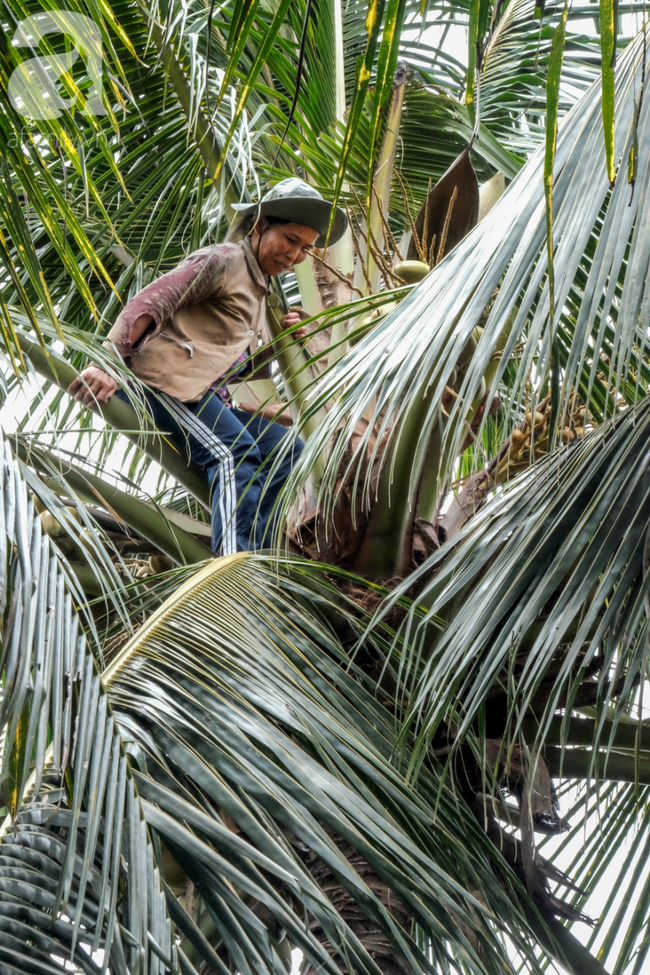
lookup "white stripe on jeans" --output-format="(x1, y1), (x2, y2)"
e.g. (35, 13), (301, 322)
(157, 392), (238, 555)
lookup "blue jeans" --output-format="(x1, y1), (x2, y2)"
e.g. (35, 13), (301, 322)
(117, 387), (303, 554)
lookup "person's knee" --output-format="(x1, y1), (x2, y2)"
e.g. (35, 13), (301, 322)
(222, 426), (260, 467)
(202, 435), (261, 490)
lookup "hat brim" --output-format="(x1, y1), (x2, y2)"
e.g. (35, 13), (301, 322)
(231, 197), (348, 247)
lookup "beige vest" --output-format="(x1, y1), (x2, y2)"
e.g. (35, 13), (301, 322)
(106, 239), (270, 402)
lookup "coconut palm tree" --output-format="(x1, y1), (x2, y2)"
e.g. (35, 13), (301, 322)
(1, 0), (650, 973)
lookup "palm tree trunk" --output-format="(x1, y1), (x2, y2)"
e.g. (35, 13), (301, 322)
(300, 832), (411, 975)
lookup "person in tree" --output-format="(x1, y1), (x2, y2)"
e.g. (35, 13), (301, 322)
(67, 178), (348, 555)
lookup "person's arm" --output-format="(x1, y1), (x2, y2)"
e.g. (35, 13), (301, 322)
(67, 313), (154, 407)
(67, 247), (232, 407)
(107, 248), (231, 359)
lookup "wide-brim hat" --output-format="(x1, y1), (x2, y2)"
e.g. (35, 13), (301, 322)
(232, 177), (348, 247)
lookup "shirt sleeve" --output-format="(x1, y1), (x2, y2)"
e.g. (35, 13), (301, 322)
(106, 244), (237, 357)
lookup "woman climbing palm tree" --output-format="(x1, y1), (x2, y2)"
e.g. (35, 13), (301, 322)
(68, 178), (347, 555)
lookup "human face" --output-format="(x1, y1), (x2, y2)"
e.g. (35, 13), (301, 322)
(252, 221), (319, 276)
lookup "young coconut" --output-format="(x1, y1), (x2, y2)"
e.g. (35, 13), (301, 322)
(394, 260), (430, 284)
(149, 554), (175, 574)
(39, 506), (81, 539)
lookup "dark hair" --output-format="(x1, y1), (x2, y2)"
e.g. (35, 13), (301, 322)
(227, 213), (291, 242)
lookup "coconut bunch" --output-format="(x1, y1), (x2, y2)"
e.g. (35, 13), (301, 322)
(35, 495), (175, 582)
(132, 553), (175, 580)
(34, 497), (95, 561)
(494, 395), (592, 482)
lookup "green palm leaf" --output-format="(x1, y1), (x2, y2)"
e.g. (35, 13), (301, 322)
(365, 399), (650, 971)
(0, 429), (181, 973)
(275, 24), (650, 566)
(0, 423), (547, 975)
(102, 552), (563, 975)
(538, 780), (650, 974)
(0, 417), (591, 975)
(380, 396), (650, 760)
(480, 0), (600, 155)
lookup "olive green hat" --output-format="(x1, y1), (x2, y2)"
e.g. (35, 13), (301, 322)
(232, 177), (348, 247)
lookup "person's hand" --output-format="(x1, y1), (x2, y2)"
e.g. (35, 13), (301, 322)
(281, 310), (308, 341)
(67, 365), (120, 408)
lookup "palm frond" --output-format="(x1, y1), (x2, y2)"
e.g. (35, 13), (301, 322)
(0, 428), (180, 974)
(480, 0), (600, 155)
(365, 399), (650, 970)
(102, 553), (559, 975)
(377, 397), (650, 760)
(537, 780), (650, 974)
(0, 414), (591, 975)
(276, 24), (650, 556)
